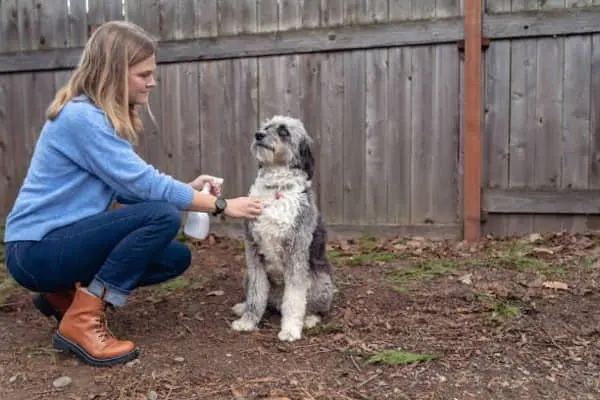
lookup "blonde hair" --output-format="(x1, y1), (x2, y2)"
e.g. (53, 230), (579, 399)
(46, 20), (157, 143)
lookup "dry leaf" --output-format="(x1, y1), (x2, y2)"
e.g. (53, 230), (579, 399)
(207, 290), (225, 296)
(531, 247), (554, 255)
(542, 281), (569, 290)
(459, 274), (473, 285)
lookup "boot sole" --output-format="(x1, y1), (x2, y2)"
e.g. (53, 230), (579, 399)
(52, 331), (139, 367)
(33, 294), (63, 322)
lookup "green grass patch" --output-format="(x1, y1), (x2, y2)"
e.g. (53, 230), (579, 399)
(345, 253), (397, 266)
(389, 259), (460, 291)
(477, 241), (552, 272)
(305, 323), (344, 337)
(366, 349), (436, 365)
(156, 276), (190, 293)
(476, 293), (523, 323)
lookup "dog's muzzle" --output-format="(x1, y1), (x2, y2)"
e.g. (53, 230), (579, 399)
(253, 131), (274, 151)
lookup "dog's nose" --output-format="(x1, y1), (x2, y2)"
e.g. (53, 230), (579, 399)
(254, 131), (266, 141)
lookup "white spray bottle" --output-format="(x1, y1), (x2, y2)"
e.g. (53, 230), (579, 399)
(183, 177), (224, 240)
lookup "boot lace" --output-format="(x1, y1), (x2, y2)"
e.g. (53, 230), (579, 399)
(93, 313), (114, 343)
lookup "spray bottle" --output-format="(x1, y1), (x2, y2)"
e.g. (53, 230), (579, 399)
(183, 177), (224, 240)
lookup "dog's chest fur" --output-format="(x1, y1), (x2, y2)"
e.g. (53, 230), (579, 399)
(246, 168), (312, 264)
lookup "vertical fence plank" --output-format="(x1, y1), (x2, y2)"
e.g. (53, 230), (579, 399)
(482, 0), (511, 235)
(199, 61), (226, 181)
(434, 0), (460, 225)
(318, 0), (344, 225)
(528, 0), (565, 233)
(126, 0), (163, 168)
(298, 3), (322, 205)
(505, 1), (538, 236)
(89, 0), (124, 27)
(232, 0), (259, 197)
(0, 0), (19, 218)
(342, 56), (366, 223)
(69, 0), (88, 47)
(387, 1), (412, 225)
(590, 0), (600, 192)
(410, 0), (436, 225)
(364, 1), (389, 225)
(562, 0), (592, 232)
(257, 0), (281, 120)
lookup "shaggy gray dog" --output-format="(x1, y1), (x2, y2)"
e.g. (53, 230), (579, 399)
(231, 115), (334, 342)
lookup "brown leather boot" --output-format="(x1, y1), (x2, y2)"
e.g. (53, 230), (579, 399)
(52, 286), (139, 366)
(33, 290), (75, 322)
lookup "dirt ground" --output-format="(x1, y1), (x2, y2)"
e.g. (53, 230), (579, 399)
(2, 230), (600, 400)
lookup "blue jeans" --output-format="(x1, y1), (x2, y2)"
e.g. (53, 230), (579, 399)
(4, 201), (191, 307)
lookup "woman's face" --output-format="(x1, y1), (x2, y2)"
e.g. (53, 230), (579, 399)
(128, 54), (157, 105)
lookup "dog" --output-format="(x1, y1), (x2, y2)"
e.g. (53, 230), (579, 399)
(231, 115), (334, 342)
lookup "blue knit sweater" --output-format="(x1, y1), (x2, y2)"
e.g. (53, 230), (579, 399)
(3, 95), (194, 242)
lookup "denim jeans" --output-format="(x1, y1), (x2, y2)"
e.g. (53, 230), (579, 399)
(4, 201), (191, 307)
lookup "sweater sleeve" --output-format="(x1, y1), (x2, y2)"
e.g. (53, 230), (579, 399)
(59, 105), (195, 210)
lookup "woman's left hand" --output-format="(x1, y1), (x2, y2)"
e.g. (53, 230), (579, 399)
(189, 175), (223, 196)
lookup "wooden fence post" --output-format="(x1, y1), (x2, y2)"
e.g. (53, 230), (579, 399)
(463, 0), (483, 242)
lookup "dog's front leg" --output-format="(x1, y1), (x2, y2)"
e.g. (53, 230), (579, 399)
(232, 246), (269, 332)
(278, 257), (309, 342)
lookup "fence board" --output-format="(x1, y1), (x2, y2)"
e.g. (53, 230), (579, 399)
(365, 1), (388, 224)
(199, 62), (225, 185)
(386, 2), (412, 225)
(1, 1), (20, 222)
(319, 52), (345, 225)
(88, 0), (124, 27)
(410, 0), (436, 224)
(590, 27), (600, 189)
(0, 75), (10, 218)
(434, 0), (460, 224)
(69, 0), (88, 47)
(342, 50), (366, 225)
(562, 0), (592, 232)
(482, 0), (510, 235)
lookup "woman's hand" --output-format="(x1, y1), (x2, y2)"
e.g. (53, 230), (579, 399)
(189, 175), (222, 196)
(224, 196), (263, 219)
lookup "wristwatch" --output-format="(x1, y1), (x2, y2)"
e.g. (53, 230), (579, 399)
(213, 197), (227, 216)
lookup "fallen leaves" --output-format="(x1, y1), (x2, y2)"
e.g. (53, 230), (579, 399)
(542, 281), (569, 291)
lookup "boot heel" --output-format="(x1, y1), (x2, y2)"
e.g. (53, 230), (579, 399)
(52, 332), (72, 354)
(33, 294), (58, 319)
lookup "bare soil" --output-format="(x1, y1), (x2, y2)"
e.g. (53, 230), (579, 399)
(2, 231), (600, 400)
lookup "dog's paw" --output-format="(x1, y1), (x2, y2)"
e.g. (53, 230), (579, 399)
(231, 302), (246, 316)
(231, 317), (257, 332)
(303, 314), (321, 329)
(278, 327), (302, 342)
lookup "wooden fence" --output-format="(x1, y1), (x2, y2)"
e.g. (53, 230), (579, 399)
(1, 0), (600, 240)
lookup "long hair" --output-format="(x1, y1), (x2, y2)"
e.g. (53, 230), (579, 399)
(46, 20), (157, 143)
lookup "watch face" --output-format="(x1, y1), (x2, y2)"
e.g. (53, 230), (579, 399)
(215, 198), (226, 211)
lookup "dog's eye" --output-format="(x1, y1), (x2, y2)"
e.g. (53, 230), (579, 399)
(277, 125), (290, 137)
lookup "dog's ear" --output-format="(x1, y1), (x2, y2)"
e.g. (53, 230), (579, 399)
(298, 138), (315, 180)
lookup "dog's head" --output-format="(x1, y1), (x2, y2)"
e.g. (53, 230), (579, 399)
(251, 115), (315, 180)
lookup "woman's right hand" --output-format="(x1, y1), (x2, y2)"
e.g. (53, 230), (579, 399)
(224, 196), (263, 219)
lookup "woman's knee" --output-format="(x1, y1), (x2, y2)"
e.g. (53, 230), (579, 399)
(164, 240), (192, 274)
(141, 201), (182, 234)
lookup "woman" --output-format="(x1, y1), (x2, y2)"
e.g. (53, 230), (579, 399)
(2, 20), (262, 367)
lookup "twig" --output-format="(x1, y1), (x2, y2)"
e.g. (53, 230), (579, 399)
(350, 355), (362, 372)
(32, 389), (58, 398)
(182, 323), (194, 335)
(529, 317), (568, 353)
(356, 374), (378, 388)
(0, 301), (26, 308)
